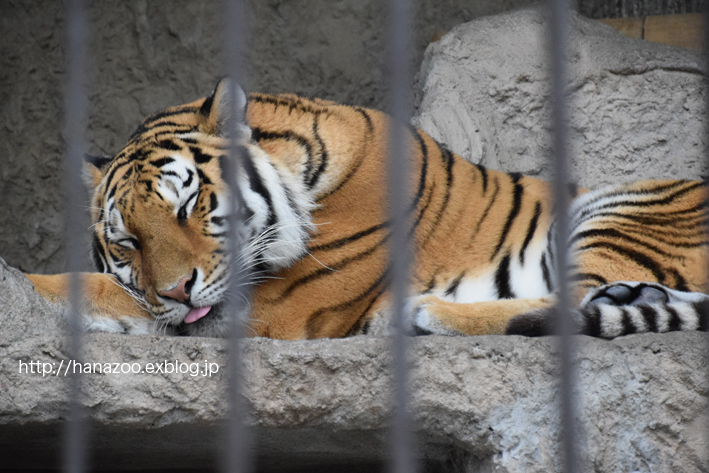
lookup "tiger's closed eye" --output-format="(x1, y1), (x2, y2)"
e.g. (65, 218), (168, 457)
(116, 237), (141, 250)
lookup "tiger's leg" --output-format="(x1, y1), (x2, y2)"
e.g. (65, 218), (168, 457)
(577, 282), (709, 337)
(507, 282), (709, 338)
(26, 273), (155, 334)
(406, 294), (556, 336)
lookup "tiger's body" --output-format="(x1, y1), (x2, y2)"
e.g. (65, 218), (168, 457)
(26, 80), (709, 339)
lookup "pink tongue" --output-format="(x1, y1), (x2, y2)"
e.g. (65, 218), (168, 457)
(184, 306), (212, 324)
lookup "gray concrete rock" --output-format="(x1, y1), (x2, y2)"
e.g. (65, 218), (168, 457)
(1, 0), (544, 274)
(2, 257), (708, 472)
(413, 7), (707, 188)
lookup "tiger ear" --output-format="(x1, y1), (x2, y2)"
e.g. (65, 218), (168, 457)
(82, 154), (112, 189)
(198, 78), (250, 140)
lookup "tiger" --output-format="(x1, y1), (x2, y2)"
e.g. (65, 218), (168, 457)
(24, 78), (709, 340)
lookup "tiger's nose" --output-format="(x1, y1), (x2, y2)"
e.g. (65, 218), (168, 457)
(158, 269), (197, 303)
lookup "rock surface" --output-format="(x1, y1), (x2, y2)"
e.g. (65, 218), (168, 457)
(3, 6), (709, 472)
(2, 254), (708, 472)
(413, 7), (707, 188)
(1, 0), (544, 274)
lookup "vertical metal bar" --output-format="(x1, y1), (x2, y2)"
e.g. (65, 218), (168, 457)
(63, 0), (87, 472)
(548, 0), (578, 472)
(222, 0), (252, 472)
(703, 2), (709, 468)
(387, 0), (416, 472)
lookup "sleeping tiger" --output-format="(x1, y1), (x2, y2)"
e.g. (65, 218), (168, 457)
(25, 79), (709, 339)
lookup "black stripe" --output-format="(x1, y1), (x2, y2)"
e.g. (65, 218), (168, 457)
(491, 174), (524, 260)
(307, 113), (329, 188)
(104, 160), (135, 198)
(209, 192), (219, 213)
(345, 288), (386, 337)
(584, 305), (602, 337)
(541, 253), (553, 292)
(410, 181), (436, 238)
(230, 152), (276, 228)
(84, 153), (113, 170)
(694, 300), (709, 331)
(519, 201), (541, 265)
(444, 272), (465, 297)
(422, 277), (436, 294)
(354, 107), (374, 133)
(197, 168), (212, 185)
(639, 305), (658, 332)
(278, 236), (387, 301)
(184, 169), (194, 188)
(570, 273), (608, 285)
(252, 128), (313, 161)
(130, 113), (197, 138)
(620, 308), (636, 335)
(409, 128), (430, 218)
(315, 108), (373, 200)
(156, 139), (180, 151)
(311, 222), (386, 252)
(421, 143), (455, 248)
(666, 306), (682, 332)
(305, 267), (390, 338)
(199, 93), (215, 117)
(578, 242), (667, 284)
(475, 164), (488, 193)
(473, 177), (499, 235)
(570, 181), (704, 234)
(141, 106), (200, 127)
(91, 234), (107, 272)
(667, 269), (689, 292)
(251, 94), (322, 115)
(191, 146), (213, 164)
(569, 228), (672, 257)
(494, 253), (515, 299)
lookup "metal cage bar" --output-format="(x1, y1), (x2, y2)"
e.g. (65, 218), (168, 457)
(549, 0), (578, 471)
(387, 0), (417, 472)
(704, 3), (709, 470)
(63, 0), (88, 472)
(223, 0), (253, 472)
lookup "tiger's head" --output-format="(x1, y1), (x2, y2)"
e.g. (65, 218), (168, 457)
(84, 79), (314, 337)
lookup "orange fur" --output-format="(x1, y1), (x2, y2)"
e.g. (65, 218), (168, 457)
(23, 83), (709, 339)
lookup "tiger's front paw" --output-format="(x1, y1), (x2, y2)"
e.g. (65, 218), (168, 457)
(404, 295), (465, 336)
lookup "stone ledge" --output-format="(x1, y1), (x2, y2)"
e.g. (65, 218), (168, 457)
(1, 260), (708, 472)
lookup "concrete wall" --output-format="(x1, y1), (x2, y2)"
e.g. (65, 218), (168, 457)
(0, 0), (699, 273)
(1, 0), (542, 274)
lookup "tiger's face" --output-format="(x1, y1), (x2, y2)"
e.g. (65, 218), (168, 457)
(85, 80), (314, 336)
(88, 132), (232, 334)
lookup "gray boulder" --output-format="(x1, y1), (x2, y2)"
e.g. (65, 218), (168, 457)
(413, 7), (706, 188)
(2, 255), (708, 472)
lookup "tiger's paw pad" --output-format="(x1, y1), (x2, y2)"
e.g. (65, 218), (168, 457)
(581, 281), (709, 309)
(584, 282), (669, 308)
